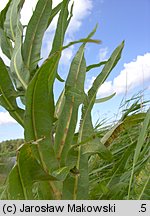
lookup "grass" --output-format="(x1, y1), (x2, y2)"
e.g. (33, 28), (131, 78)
(88, 95), (150, 200)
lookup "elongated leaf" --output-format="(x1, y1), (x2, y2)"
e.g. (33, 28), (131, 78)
(10, 21), (29, 91)
(62, 38), (101, 50)
(86, 60), (107, 72)
(24, 52), (61, 173)
(88, 41), (124, 109)
(62, 24), (101, 51)
(49, 0), (72, 81)
(0, 58), (24, 126)
(54, 44), (86, 166)
(4, 0), (25, 41)
(23, 0), (52, 73)
(95, 93), (116, 103)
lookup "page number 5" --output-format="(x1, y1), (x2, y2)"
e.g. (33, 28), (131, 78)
(140, 204), (147, 212)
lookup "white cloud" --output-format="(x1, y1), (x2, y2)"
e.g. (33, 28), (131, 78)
(0, 112), (17, 125)
(87, 53), (150, 97)
(99, 47), (109, 61)
(113, 53), (150, 94)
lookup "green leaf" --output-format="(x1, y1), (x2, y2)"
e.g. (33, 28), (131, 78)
(62, 25), (101, 51)
(95, 93), (116, 103)
(22, 0), (52, 73)
(24, 52), (61, 173)
(33, 181), (55, 200)
(4, 0), (25, 41)
(54, 44), (86, 166)
(49, 0), (71, 81)
(7, 165), (25, 199)
(7, 144), (58, 199)
(0, 58), (24, 126)
(62, 38), (101, 50)
(87, 41), (124, 109)
(10, 21), (29, 91)
(86, 60), (107, 72)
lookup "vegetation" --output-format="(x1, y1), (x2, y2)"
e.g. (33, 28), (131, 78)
(89, 97), (150, 200)
(0, 0), (149, 200)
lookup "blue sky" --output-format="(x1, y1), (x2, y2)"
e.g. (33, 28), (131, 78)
(0, 0), (150, 141)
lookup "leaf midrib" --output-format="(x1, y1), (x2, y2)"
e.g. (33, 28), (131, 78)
(30, 55), (59, 169)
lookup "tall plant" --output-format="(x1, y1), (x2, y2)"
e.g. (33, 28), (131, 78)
(0, 0), (124, 199)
